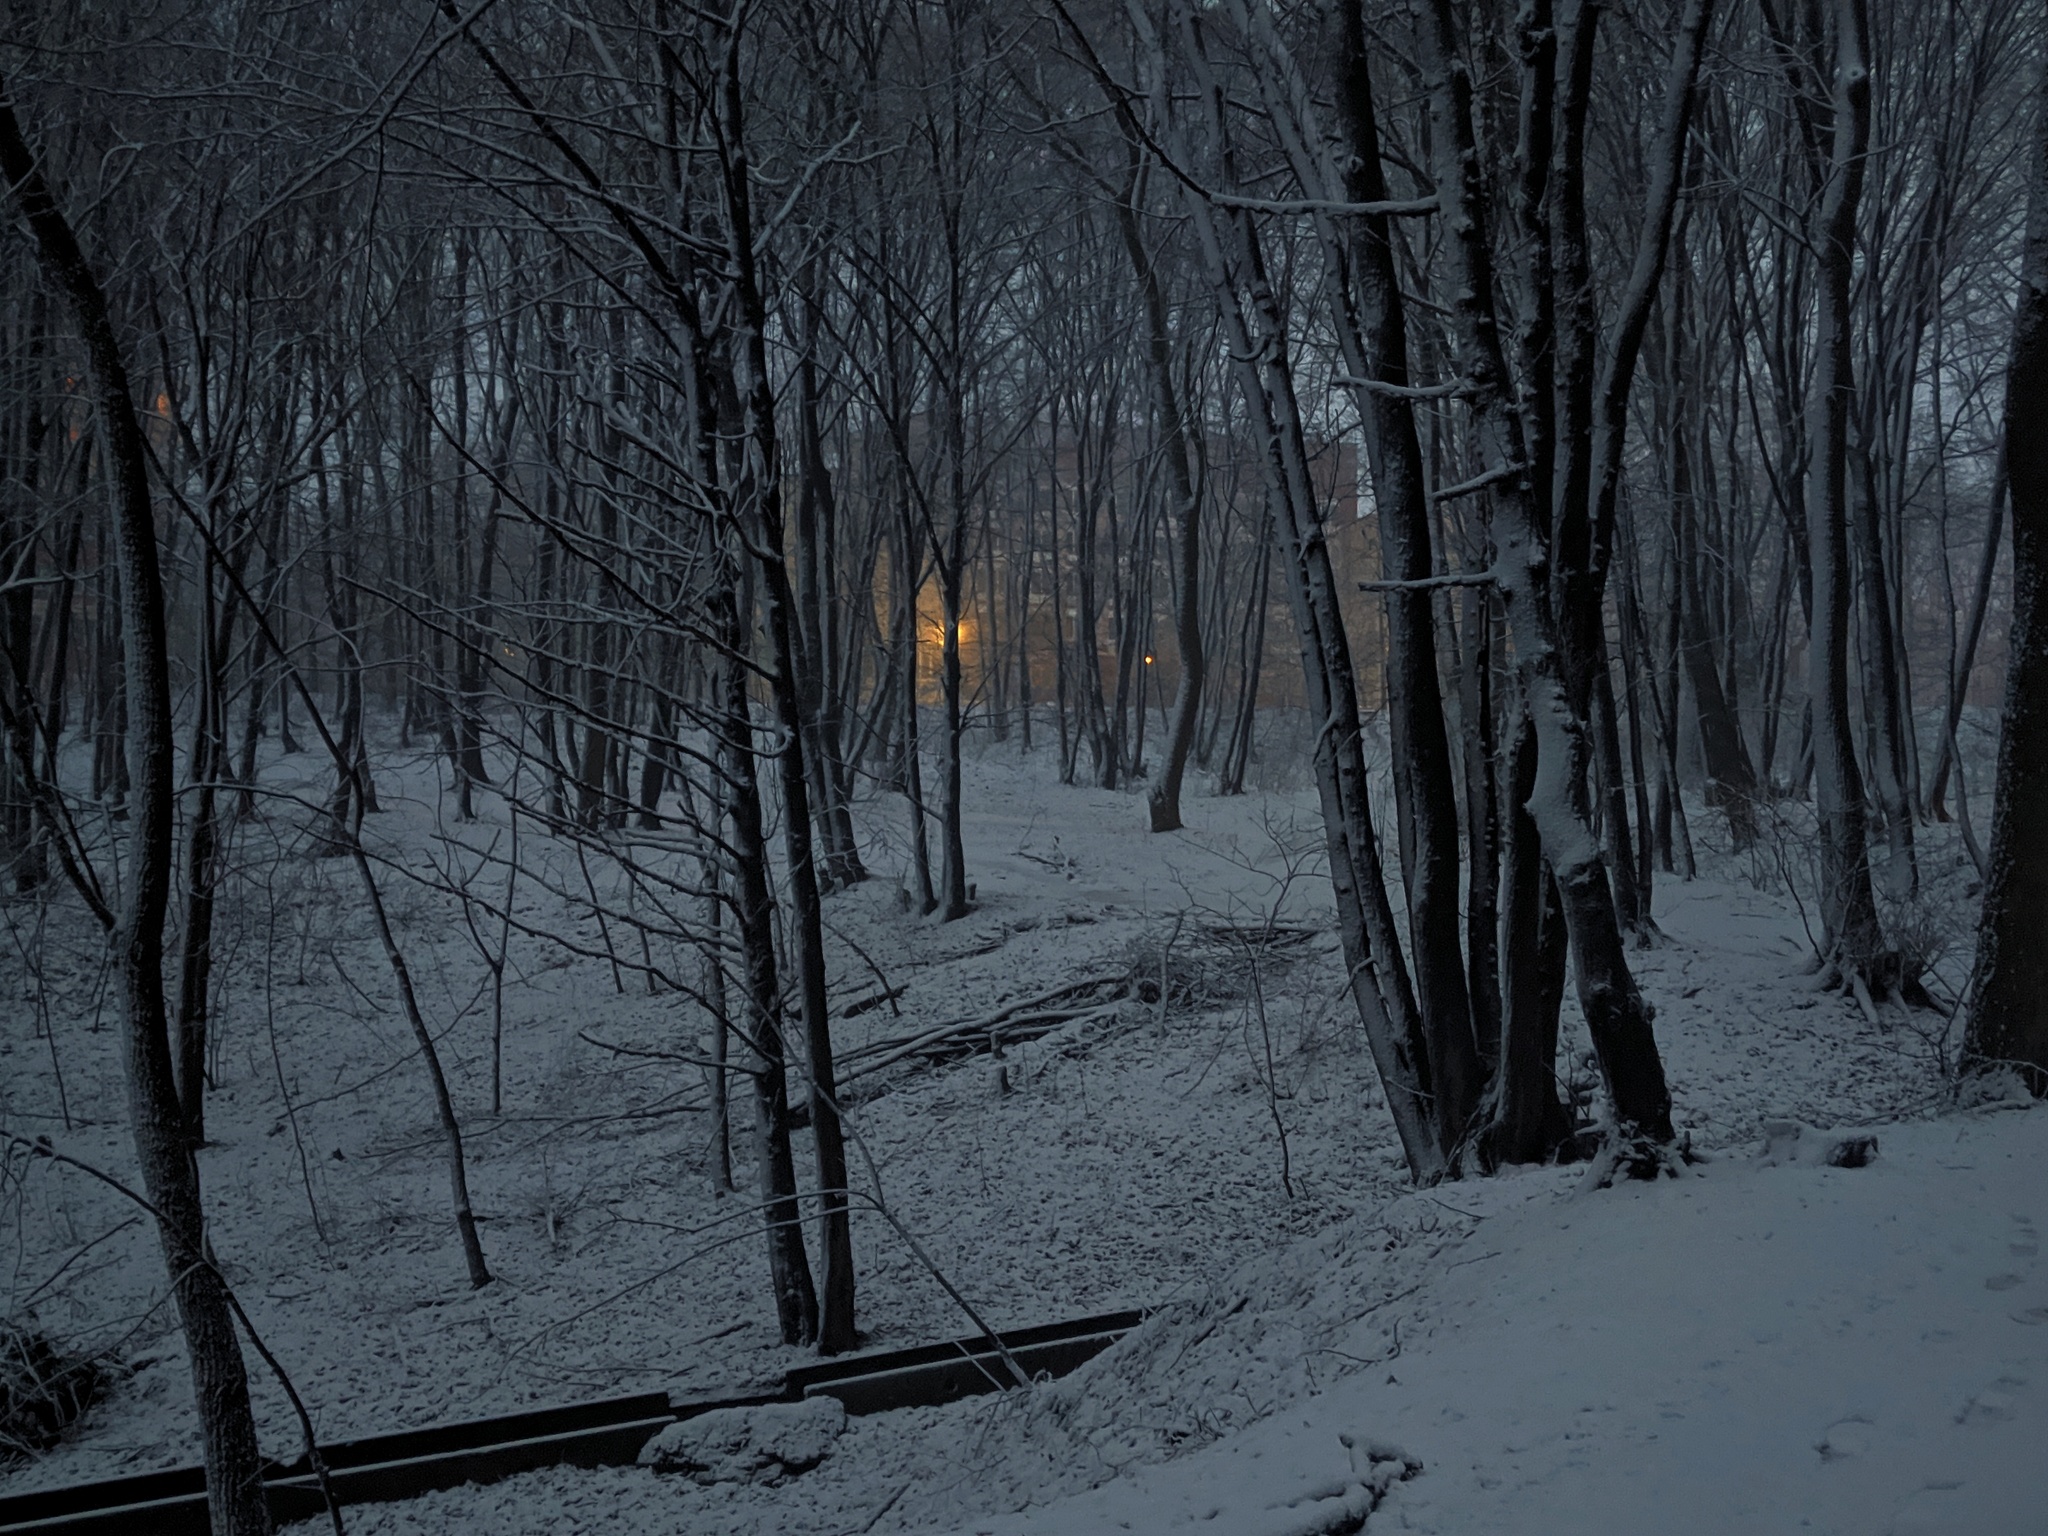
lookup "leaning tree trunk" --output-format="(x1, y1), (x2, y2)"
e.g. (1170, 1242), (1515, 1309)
(1966, 11), (2048, 1095)
(1135, 2), (1446, 1180)
(1, 89), (273, 1536)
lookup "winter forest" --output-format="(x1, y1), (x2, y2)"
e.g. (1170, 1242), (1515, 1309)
(3, 0), (2047, 1531)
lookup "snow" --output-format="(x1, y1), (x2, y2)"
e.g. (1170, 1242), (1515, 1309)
(957, 1105), (2048, 1536)
(3, 722), (2039, 1534)
(256, 1106), (2048, 1536)
(638, 1396), (846, 1483)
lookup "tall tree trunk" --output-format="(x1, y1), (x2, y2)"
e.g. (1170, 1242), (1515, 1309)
(1, 90), (273, 1536)
(1805, 0), (1887, 980)
(1113, 164), (1206, 835)
(1926, 450), (2004, 820)
(1143, 3), (1446, 1179)
(716, 577), (821, 1344)
(1326, 0), (1482, 1147)
(0, 297), (49, 891)
(1851, 443), (1916, 895)
(795, 278), (866, 887)
(719, 45), (856, 1350)
(173, 535), (233, 1145)
(1421, 0), (1674, 1150)
(1966, 15), (2048, 1095)
(1494, 708), (1574, 1162)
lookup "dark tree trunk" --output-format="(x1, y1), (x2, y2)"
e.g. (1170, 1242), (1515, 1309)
(1805, 0), (1887, 978)
(719, 51), (856, 1350)
(1152, 6), (1446, 1179)
(795, 278), (866, 887)
(716, 577), (821, 1345)
(1, 91), (273, 1536)
(1330, 1), (1483, 1151)
(1422, 0), (1674, 1149)
(1966, 17), (2048, 1094)
(1492, 709), (1574, 1163)
(0, 298), (49, 891)
(1112, 162), (1205, 836)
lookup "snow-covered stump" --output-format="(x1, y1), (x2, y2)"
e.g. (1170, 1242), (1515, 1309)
(1757, 1120), (1880, 1168)
(637, 1397), (847, 1485)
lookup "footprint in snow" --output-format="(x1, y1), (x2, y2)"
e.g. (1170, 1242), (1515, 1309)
(1955, 1377), (2025, 1425)
(1815, 1418), (1872, 1460)
(2009, 1215), (2039, 1260)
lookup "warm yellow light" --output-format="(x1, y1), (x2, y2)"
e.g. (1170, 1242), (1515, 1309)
(1144, 654), (1154, 665)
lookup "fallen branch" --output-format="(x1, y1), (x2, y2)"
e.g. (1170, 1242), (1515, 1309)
(577, 1030), (767, 1077)
(837, 975), (1130, 1083)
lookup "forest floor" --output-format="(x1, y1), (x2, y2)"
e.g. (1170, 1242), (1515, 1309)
(2, 716), (2036, 1534)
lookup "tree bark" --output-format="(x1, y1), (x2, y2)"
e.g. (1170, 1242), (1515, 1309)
(1112, 160), (1205, 836)
(1420, 0), (1674, 1149)
(1, 86), (273, 1536)
(719, 40), (856, 1350)
(1142, 0), (1446, 1179)
(1322, 0), (1483, 1152)
(1966, 13), (2048, 1094)
(1805, 0), (1887, 978)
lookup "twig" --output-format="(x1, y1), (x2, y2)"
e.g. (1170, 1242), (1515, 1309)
(577, 1029), (768, 1076)
(849, 1478), (914, 1535)
(1334, 374), (1467, 399)
(1358, 568), (1499, 593)
(1430, 462), (1526, 502)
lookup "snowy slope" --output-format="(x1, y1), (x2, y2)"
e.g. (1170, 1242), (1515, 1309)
(4, 730), (2025, 1533)
(277, 1105), (2048, 1536)
(952, 1105), (2048, 1536)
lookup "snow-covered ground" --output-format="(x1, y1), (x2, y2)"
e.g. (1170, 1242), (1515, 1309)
(296, 1104), (2045, 1536)
(3, 721), (2031, 1533)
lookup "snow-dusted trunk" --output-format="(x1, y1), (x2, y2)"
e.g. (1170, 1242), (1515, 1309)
(1967, 13), (2048, 1095)
(715, 576), (822, 1346)
(1544, 0), (1649, 935)
(1495, 710), (1573, 1161)
(1421, 0), (1674, 1148)
(0, 91), (274, 1536)
(1804, 0), (1886, 977)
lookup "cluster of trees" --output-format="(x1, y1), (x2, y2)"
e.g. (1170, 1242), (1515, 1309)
(6, 0), (2047, 1530)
